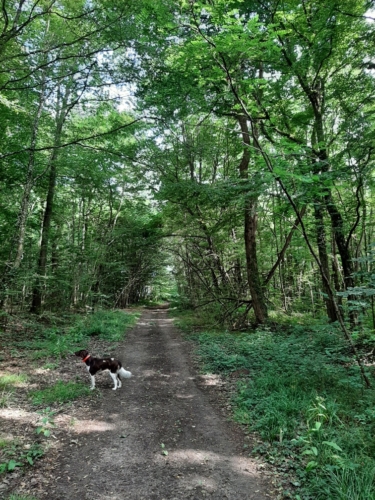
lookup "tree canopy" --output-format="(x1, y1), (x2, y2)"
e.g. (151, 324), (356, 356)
(0, 0), (375, 334)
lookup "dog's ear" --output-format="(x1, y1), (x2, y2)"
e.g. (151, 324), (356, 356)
(74, 350), (85, 357)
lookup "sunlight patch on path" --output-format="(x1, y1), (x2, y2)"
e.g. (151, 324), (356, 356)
(198, 373), (224, 387)
(0, 408), (38, 424)
(71, 419), (117, 433)
(154, 448), (260, 478)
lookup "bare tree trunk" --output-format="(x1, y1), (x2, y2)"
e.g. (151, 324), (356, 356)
(238, 115), (268, 324)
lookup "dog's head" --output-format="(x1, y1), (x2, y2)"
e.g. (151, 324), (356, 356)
(75, 349), (89, 359)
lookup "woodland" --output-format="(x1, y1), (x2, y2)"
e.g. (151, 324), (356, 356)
(1, 0), (375, 498)
(1, 0), (375, 328)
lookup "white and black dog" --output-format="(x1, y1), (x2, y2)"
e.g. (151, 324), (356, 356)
(75, 349), (132, 390)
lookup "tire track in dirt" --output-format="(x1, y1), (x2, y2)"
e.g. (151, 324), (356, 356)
(44, 309), (275, 499)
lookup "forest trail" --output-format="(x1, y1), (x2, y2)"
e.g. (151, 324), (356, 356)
(41, 309), (274, 499)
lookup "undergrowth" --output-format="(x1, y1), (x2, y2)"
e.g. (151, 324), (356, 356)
(9, 309), (140, 359)
(21, 310), (140, 403)
(29, 381), (91, 405)
(0, 309), (139, 484)
(0, 375), (27, 390)
(177, 314), (375, 500)
(0, 441), (44, 475)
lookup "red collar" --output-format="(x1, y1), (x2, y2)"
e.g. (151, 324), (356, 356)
(82, 354), (91, 363)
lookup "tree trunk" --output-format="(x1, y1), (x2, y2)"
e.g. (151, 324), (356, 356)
(313, 202), (338, 321)
(0, 79), (46, 307)
(238, 115), (268, 324)
(324, 192), (354, 289)
(30, 85), (70, 314)
(30, 147), (59, 314)
(312, 108), (356, 322)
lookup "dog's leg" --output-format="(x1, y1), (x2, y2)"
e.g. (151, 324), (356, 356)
(117, 375), (122, 388)
(86, 365), (95, 390)
(110, 372), (118, 390)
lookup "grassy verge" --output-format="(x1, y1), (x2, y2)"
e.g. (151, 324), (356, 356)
(0, 375), (28, 390)
(29, 381), (91, 405)
(6, 309), (139, 407)
(12, 309), (140, 360)
(175, 313), (375, 499)
(0, 308), (140, 485)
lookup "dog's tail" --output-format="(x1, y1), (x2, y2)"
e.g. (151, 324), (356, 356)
(118, 367), (132, 379)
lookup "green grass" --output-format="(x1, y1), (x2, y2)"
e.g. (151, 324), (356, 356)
(0, 374), (27, 390)
(42, 362), (59, 370)
(0, 375), (27, 408)
(0, 390), (14, 408)
(180, 315), (375, 499)
(0, 439), (10, 448)
(14, 309), (140, 359)
(307, 461), (375, 500)
(72, 309), (140, 343)
(29, 381), (91, 405)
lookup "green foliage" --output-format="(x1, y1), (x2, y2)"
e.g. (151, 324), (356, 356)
(0, 374), (27, 408)
(71, 310), (140, 343)
(14, 310), (139, 359)
(24, 314), (135, 408)
(0, 391), (14, 409)
(0, 442), (44, 475)
(188, 320), (375, 498)
(0, 439), (9, 449)
(316, 463), (375, 500)
(35, 408), (56, 437)
(0, 374), (27, 390)
(1, 4), (375, 499)
(29, 381), (91, 405)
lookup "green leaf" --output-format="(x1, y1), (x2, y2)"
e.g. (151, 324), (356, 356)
(302, 446), (318, 456)
(322, 441), (342, 452)
(313, 422), (322, 431)
(305, 460), (318, 471)
(7, 459), (22, 471)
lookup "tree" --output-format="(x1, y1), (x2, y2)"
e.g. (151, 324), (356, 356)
(122, 0), (375, 329)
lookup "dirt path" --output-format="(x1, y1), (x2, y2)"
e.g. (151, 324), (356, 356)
(40, 309), (275, 500)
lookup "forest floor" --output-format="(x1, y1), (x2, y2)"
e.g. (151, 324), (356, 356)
(0, 308), (279, 500)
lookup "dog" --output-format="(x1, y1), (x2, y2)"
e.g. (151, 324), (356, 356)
(75, 349), (132, 390)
